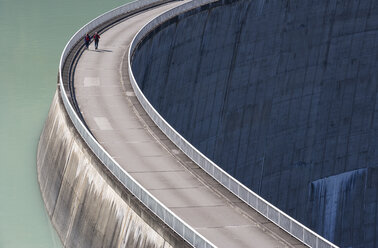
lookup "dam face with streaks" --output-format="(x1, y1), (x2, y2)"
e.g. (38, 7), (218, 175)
(132, 0), (378, 247)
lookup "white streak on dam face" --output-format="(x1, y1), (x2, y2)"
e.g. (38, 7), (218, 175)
(309, 169), (366, 242)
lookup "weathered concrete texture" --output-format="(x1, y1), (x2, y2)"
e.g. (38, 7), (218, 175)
(37, 91), (188, 248)
(132, 0), (378, 247)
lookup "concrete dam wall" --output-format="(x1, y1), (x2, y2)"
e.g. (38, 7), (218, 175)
(37, 91), (189, 248)
(131, 0), (378, 247)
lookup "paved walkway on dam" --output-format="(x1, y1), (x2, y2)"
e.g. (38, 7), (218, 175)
(73, 2), (305, 247)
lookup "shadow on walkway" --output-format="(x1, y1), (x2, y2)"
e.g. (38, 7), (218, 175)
(94, 49), (112, 53)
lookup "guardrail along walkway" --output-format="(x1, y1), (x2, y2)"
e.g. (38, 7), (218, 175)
(72, 2), (306, 248)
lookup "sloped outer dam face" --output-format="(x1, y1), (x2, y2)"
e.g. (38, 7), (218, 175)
(132, 0), (378, 247)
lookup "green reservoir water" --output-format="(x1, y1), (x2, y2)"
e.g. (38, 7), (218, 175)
(0, 0), (129, 247)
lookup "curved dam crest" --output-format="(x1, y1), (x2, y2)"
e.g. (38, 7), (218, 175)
(37, 0), (320, 246)
(37, 91), (185, 248)
(131, 0), (378, 247)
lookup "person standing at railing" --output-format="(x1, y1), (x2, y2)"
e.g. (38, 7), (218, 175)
(93, 32), (100, 50)
(84, 33), (91, 49)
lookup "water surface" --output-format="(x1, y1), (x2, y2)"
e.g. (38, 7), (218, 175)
(0, 0), (128, 246)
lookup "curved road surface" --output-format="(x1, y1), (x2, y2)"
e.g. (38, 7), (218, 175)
(74, 2), (306, 247)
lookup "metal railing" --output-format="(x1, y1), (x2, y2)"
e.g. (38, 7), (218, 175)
(128, 1), (339, 248)
(58, 0), (216, 247)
